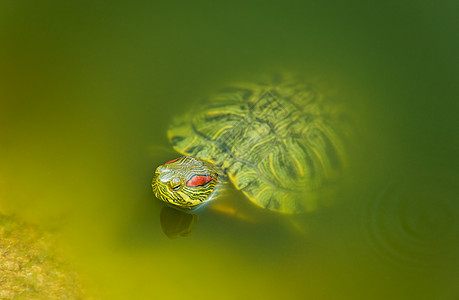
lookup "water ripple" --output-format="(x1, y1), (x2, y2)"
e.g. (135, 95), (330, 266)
(359, 173), (459, 271)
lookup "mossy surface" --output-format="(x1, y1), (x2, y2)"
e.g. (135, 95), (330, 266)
(0, 215), (86, 299)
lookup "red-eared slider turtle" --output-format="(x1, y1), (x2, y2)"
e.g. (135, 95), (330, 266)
(152, 73), (349, 214)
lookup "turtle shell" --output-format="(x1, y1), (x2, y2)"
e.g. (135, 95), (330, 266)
(168, 73), (349, 214)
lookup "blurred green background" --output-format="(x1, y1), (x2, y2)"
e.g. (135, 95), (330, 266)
(1, 1), (458, 299)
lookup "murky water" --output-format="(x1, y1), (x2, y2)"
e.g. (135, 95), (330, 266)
(358, 171), (458, 271)
(1, 1), (458, 299)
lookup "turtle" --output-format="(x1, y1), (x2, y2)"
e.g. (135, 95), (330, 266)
(152, 73), (349, 214)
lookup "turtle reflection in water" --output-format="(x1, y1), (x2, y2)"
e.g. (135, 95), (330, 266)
(152, 73), (351, 236)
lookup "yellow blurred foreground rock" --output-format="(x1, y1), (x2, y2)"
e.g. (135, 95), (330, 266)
(0, 214), (87, 299)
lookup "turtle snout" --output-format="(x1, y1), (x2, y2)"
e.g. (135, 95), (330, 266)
(156, 165), (166, 174)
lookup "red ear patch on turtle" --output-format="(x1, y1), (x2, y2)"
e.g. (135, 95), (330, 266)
(165, 157), (180, 165)
(186, 175), (215, 187)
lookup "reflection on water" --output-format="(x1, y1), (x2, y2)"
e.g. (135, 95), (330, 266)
(359, 171), (459, 271)
(160, 206), (198, 238)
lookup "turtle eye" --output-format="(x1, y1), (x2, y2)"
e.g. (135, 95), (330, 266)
(171, 184), (182, 191)
(169, 177), (182, 191)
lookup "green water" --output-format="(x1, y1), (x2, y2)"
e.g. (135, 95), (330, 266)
(1, 1), (458, 299)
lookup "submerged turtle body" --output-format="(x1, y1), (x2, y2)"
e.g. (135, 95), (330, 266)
(154, 73), (349, 214)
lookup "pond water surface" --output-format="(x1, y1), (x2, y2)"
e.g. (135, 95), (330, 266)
(1, 1), (458, 299)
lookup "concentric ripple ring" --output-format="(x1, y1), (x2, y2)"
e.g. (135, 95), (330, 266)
(360, 173), (458, 271)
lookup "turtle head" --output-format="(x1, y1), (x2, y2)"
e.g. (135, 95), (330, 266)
(152, 156), (219, 210)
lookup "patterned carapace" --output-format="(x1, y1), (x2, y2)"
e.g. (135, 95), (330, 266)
(152, 73), (350, 213)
